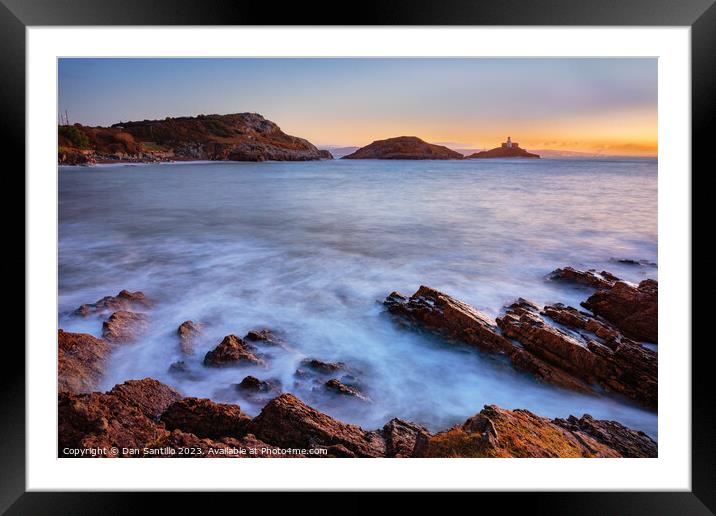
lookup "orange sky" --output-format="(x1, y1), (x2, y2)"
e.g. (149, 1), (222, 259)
(291, 108), (658, 156)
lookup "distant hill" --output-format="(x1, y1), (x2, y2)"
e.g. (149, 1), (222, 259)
(466, 145), (539, 159)
(58, 113), (330, 164)
(342, 136), (463, 160)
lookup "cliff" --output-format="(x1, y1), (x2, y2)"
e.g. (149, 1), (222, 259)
(466, 146), (540, 159)
(58, 113), (331, 164)
(342, 136), (463, 160)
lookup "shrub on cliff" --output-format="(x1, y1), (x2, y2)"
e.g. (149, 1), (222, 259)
(59, 125), (91, 149)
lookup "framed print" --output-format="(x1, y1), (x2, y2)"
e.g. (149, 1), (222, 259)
(6, 0), (710, 510)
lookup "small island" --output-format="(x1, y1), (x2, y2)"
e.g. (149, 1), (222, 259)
(466, 137), (540, 159)
(341, 136), (464, 160)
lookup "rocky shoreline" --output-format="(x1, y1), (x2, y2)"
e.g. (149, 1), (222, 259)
(58, 266), (658, 458)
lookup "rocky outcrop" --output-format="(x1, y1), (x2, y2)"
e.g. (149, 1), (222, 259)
(247, 393), (387, 457)
(382, 419), (431, 458)
(167, 360), (202, 381)
(61, 291), (154, 393)
(177, 320), (204, 354)
(74, 290), (152, 317)
(466, 146), (539, 159)
(548, 267), (657, 343)
(342, 136), (463, 160)
(299, 358), (345, 374)
(161, 397), (250, 439)
(542, 303), (631, 348)
(318, 149), (334, 160)
(203, 335), (265, 367)
(582, 279), (658, 343)
(58, 330), (111, 394)
(244, 329), (284, 347)
(424, 405), (657, 457)
(497, 301), (614, 382)
(146, 431), (303, 458)
(58, 379), (181, 455)
(102, 310), (149, 343)
(384, 287), (513, 353)
(384, 289), (589, 392)
(236, 376), (280, 394)
(325, 379), (370, 401)
(59, 113), (327, 164)
(553, 414), (657, 458)
(497, 299), (656, 408)
(59, 390), (166, 455)
(108, 379), (182, 420)
(385, 285), (657, 408)
(548, 267), (620, 289)
(58, 377), (655, 458)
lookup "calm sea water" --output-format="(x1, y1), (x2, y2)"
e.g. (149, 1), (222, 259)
(58, 158), (658, 437)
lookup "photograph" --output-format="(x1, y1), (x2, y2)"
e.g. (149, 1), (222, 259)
(56, 57), (659, 460)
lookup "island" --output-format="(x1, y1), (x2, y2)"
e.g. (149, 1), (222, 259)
(58, 112), (334, 165)
(466, 137), (540, 159)
(341, 136), (464, 160)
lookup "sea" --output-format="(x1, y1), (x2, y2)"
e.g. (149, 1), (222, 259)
(58, 157), (658, 438)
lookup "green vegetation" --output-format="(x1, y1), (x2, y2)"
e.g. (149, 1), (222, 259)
(59, 125), (91, 149)
(140, 141), (170, 152)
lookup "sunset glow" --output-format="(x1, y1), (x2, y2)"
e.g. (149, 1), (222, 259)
(59, 58), (657, 157)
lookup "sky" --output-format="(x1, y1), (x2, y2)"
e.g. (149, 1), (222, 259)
(58, 58), (657, 156)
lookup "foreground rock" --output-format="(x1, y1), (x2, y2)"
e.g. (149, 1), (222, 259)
(74, 290), (152, 317)
(342, 136), (463, 160)
(382, 419), (431, 458)
(582, 279), (658, 343)
(203, 335), (265, 367)
(244, 329), (285, 347)
(385, 286), (656, 408)
(177, 320), (204, 354)
(144, 430), (276, 458)
(102, 310), (149, 343)
(542, 303), (632, 348)
(59, 378), (655, 458)
(497, 300), (657, 408)
(108, 379), (182, 419)
(59, 379), (299, 458)
(59, 391), (165, 455)
(161, 397), (250, 439)
(548, 267), (620, 289)
(58, 330), (111, 394)
(384, 288), (590, 393)
(61, 291), (153, 394)
(299, 358), (345, 374)
(425, 405), (656, 457)
(248, 393), (388, 457)
(167, 360), (203, 381)
(325, 379), (370, 401)
(384, 287), (513, 353)
(58, 379), (181, 455)
(236, 376), (280, 393)
(553, 414), (657, 458)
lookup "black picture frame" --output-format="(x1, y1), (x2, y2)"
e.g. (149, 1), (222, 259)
(4, 0), (708, 511)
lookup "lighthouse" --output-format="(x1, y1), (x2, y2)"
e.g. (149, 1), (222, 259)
(501, 136), (519, 149)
